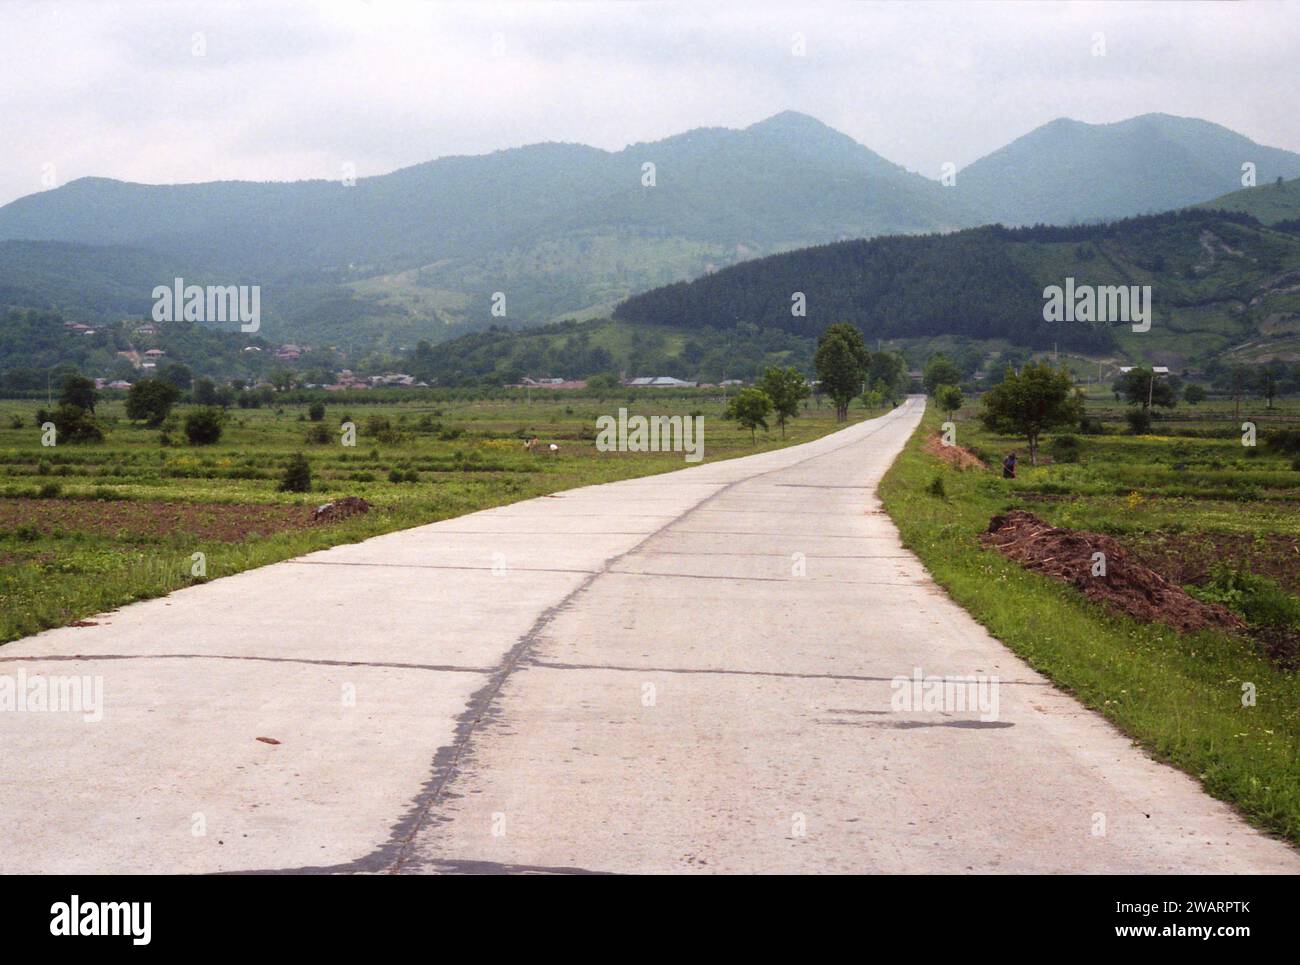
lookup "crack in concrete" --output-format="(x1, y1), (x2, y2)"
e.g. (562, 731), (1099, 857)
(526, 659), (1052, 687)
(0, 653), (492, 674)
(235, 404), (918, 875)
(290, 560), (598, 575)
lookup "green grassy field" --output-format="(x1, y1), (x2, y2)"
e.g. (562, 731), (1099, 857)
(880, 393), (1300, 843)
(0, 392), (876, 643)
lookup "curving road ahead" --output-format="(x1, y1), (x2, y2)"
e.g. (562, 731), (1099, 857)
(1, 397), (1295, 873)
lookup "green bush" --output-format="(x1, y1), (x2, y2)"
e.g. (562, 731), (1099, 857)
(1049, 434), (1082, 463)
(126, 379), (181, 427)
(304, 423), (330, 444)
(1265, 428), (1300, 456)
(1188, 565), (1300, 629)
(308, 402), (326, 422)
(1125, 409), (1152, 435)
(184, 407), (225, 445)
(279, 453), (312, 493)
(47, 404), (104, 444)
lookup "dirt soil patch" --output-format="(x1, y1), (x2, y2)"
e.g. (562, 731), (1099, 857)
(1251, 625), (1300, 671)
(310, 496), (372, 524)
(923, 433), (987, 471)
(0, 498), (312, 542)
(1122, 532), (1300, 598)
(979, 510), (1243, 633)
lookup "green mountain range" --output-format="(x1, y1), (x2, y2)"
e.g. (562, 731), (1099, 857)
(3, 112), (1299, 358)
(952, 114), (1300, 226)
(614, 209), (1300, 370)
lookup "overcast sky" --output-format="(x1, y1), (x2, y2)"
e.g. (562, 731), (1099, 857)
(2, 0), (1298, 207)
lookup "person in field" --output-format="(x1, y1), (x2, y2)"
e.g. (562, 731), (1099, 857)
(1002, 451), (1018, 479)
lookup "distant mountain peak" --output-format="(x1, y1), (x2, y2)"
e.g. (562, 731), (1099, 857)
(746, 110), (833, 132)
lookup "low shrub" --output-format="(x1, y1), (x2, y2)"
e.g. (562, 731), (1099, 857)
(1188, 565), (1300, 629)
(1049, 435), (1082, 463)
(279, 453), (312, 493)
(1125, 409), (1152, 435)
(184, 407), (224, 445)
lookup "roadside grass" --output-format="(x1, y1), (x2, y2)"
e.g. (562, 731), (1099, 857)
(880, 402), (1300, 845)
(0, 393), (871, 642)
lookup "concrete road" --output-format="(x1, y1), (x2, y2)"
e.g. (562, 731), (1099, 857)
(1, 397), (1295, 874)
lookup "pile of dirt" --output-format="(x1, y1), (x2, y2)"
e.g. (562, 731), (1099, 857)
(310, 497), (372, 524)
(922, 433), (987, 470)
(979, 510), (1244, 633)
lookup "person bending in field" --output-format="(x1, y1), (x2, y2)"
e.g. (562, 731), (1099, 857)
(1002, 451), (1018, 479)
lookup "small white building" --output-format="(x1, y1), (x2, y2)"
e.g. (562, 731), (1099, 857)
(626, 376), (697, 388)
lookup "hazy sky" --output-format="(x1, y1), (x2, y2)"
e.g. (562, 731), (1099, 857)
(2, 0), (1298, 207)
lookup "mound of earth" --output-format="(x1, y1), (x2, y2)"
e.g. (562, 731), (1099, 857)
(979, 510), (1243, 633)
(922, 433), (987, 470)
(310, 497), (372, 524)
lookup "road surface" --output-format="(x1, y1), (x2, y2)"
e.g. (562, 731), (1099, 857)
(1, 397), (1295, 873)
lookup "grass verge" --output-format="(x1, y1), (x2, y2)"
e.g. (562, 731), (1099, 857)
(879, 406), (1300, 845)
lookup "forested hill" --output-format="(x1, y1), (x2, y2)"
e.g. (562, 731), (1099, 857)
(614, 209), (1300, 361)
(1196, 177), (1300, 225)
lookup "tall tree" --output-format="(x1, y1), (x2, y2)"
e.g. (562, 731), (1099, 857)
(1258, 366), (1279, 409)
(756, 366), (810, 438)
(814, 324), (870, 421)
(126, 378), (181, 427)
(979, 362), (1082, 465)
(726, 387), (772, 443)
(867, 351), (908, 404)
(936, 384), (964, 419)
(1226, 364), (1251, 419)
(59, 374), (98, 412)
(1112, 367), (1177, 412)
(922, 355), (962, 395)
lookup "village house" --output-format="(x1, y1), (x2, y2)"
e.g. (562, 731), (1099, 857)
(370, 372), (416, 387)
(626, 376), (697, 388)
(510, 377), (589, 390)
